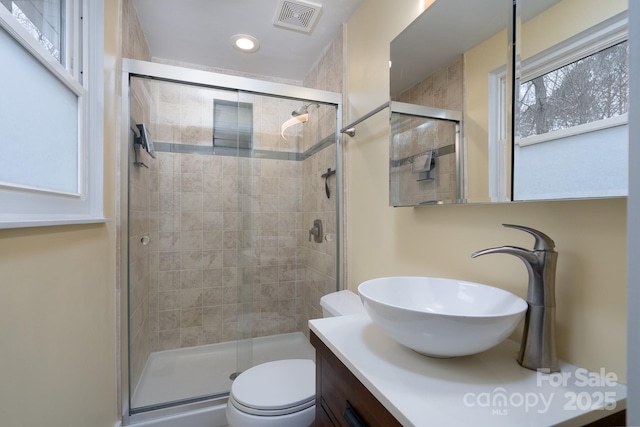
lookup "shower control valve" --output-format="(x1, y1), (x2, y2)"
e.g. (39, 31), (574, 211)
(309, 219), (323, 243)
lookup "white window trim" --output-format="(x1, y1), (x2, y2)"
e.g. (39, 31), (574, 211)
(516, 113), (628, 147)
(0, 0), (106, 229)
(520, 12), (628, 83)
(488, 65), (509, 202)
(0, 3), (83, 94)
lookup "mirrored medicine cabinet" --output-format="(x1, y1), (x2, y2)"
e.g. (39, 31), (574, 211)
(389, 0), (629, 206)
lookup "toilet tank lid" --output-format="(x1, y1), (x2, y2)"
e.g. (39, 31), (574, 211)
(320, 290), (366, 316)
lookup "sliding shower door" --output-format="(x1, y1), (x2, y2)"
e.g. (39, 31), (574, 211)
(123, 60), (342, 416)
(127, 77), (258, 411)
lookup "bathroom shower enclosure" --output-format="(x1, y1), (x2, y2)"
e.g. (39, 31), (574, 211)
(120, 59), (343, 422)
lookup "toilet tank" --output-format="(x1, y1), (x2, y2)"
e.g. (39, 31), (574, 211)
(320, 290), (366, 317)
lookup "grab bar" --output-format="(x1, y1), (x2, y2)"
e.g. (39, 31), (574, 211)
(340, 101), (390, 137)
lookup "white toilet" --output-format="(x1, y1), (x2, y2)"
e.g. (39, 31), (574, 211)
(225, 290), (365, 427)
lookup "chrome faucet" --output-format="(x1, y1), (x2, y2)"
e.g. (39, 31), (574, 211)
(472, 224), (560, 373)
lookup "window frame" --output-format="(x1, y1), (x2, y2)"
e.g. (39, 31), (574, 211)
(0, 0), (105, 229)
(488, 65), (509, 202)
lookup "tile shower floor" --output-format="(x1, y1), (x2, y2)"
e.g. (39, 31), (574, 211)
(131, 332), (315, 409)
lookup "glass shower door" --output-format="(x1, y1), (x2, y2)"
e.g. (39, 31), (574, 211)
(124, 62), (342, 417)
(229, 90), (255, 379)
(127, 76), (256, 412)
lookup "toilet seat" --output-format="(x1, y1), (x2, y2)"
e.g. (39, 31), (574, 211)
(229, 393), (314, 416)
(229, 359), (315, 416)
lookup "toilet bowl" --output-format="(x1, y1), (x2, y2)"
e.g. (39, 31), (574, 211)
(225, 359), (316, 427)
(225, 290), (365, 427)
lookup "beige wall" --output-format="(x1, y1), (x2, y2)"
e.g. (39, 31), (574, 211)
(346, 0), (627, 381)
(464, 28), (507, 200)
(0, 1), (120, 426)
(520, 0), (627, 59)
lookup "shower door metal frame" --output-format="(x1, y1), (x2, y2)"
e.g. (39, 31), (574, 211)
(118, 58), (343, 424)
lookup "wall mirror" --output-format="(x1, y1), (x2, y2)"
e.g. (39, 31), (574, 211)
(389, 0), (629, 206)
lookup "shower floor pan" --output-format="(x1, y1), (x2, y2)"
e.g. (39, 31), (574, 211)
(131, 332), (315, 410)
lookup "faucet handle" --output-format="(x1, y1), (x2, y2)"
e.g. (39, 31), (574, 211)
(502, 224), (555, 251)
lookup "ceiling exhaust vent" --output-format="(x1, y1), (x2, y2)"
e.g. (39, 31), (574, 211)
(273, 0), (323, 34)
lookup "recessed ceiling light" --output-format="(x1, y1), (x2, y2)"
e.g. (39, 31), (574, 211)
(231, 34), (260, 53)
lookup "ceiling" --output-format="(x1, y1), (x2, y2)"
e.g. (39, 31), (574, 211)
(132, 0), (363, 82)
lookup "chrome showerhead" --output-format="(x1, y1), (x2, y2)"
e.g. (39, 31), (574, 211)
(281, 103), (319, 140)
(291, 103), (319, 117)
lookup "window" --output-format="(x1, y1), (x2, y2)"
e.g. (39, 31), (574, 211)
(0, 0), (105, 228)
(488, 12), (628, 201)
(517, 40), (628, 144)
(3, 0), (64, 61)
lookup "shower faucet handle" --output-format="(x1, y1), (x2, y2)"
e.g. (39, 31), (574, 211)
(309, 219), (323, 243)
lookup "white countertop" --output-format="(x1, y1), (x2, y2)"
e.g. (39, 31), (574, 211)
(309, 314), (627, 427)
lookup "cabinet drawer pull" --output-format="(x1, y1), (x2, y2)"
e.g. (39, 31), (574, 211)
(342, 401), (366, 427)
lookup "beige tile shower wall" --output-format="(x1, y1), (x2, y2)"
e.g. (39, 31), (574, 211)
(122, 0), (151, 62)
(304, 31), (344, 95)
(149, 153), (237, 349)
(394, 55), (464, 111)
(144, 81), (306, 350)
(252, 158), (304, 337)
(147, 153), (304, 350)
(392, 56), (463, 204)
(254, 96), (304, 152)
(150, 81), (304, 154)
(149, 82), (212, 146)
(300, 31), (343, 334)
(301, 32), (344, 153)
(300, 145), (338, 335)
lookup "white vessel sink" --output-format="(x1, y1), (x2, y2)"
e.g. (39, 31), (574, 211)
(358, 277), (527, 358)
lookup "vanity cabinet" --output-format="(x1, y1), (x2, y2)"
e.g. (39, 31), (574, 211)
(311, 328), (626, 427)
(311, 331), (401, 427)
